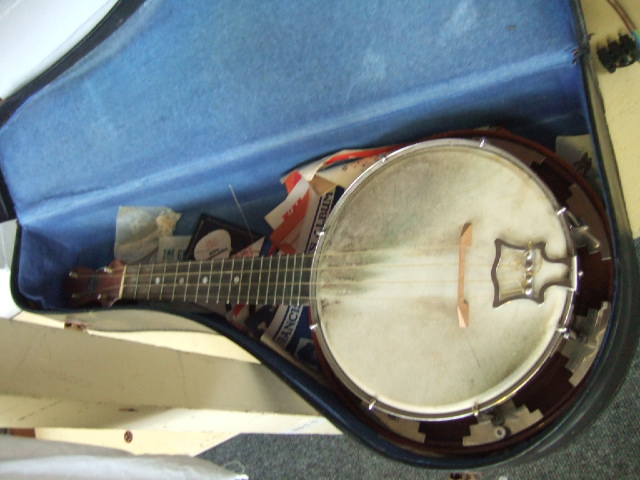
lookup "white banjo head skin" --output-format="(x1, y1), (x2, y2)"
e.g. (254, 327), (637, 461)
(310, 139), (576, 420)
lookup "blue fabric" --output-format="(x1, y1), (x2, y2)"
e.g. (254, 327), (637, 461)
(0, 0), (586, 308)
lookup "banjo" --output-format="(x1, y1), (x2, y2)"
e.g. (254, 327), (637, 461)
(67, 136), (612, 444)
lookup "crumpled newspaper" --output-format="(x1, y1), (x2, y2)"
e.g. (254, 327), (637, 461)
(113, 206), (181, 264)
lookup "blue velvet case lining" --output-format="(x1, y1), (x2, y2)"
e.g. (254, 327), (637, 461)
(0, 0), (587, 308)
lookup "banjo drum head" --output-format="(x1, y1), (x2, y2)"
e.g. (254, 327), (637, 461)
(310, 139), (576, 420)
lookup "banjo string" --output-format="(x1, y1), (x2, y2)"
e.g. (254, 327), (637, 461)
(90, 258), (527, 280)
(70, 243), (520, 278)
(74, 264), (530, 286)
(90, 282), (499, 302)
(94, 276), (523, 296)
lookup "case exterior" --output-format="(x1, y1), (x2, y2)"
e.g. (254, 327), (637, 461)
(0, 0), (638, 469)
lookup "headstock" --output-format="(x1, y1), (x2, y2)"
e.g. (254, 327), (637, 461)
(65, 260), (125, 308)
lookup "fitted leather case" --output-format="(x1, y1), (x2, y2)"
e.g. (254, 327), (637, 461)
(1, 0), (638, 469)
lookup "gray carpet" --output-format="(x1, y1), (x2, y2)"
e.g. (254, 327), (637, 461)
(201, 240), (640, 479)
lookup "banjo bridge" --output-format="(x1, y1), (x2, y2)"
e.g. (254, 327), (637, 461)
(491, 239), (576, 308)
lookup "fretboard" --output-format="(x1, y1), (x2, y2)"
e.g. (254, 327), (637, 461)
(121, 254), (314, 306)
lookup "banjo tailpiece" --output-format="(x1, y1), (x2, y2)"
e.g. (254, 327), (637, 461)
(491, 239), (577, 308)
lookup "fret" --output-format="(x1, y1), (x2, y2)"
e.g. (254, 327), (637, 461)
(151, 263), (164, 300)
(216, 258), (223, 303)
(291, 255), (297, 306)
(274, 255), (280, 305)
(178, 262), (189, 301)
(298, 255), (309, 305)
(267, 256), (273, 305)
(134, 264), (141, 298)
(194, 260), (202, 302)
(237, 257), (245, 304)
(296, 256), (302, 304)
(146, 263), (154, 300)
(159, 262), (167, 300)
(296, 255), (303, 304)
(258, 256), (264, 305)
(283, 255), (289, 305)
(172, 262), (179, 301)
(160, 263), (176, 299)
(182, 261), (189, 302)
(227, 258), (234, 304)
(246, 256), (254, 304)
(206, 259), (214, 302)
(297, 256), (304, 306)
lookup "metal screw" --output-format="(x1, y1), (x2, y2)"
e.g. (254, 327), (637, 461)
(494, 426), (507, 439)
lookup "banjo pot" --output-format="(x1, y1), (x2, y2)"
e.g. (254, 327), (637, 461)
(309, 138), (578, 421)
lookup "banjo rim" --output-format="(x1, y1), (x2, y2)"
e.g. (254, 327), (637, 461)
(308, 138), (578, 421)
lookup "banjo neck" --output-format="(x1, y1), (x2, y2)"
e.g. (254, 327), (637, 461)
(67, 238), (576, 309)
(121, 254), (315, 306)
(66, 254), (315, 308)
